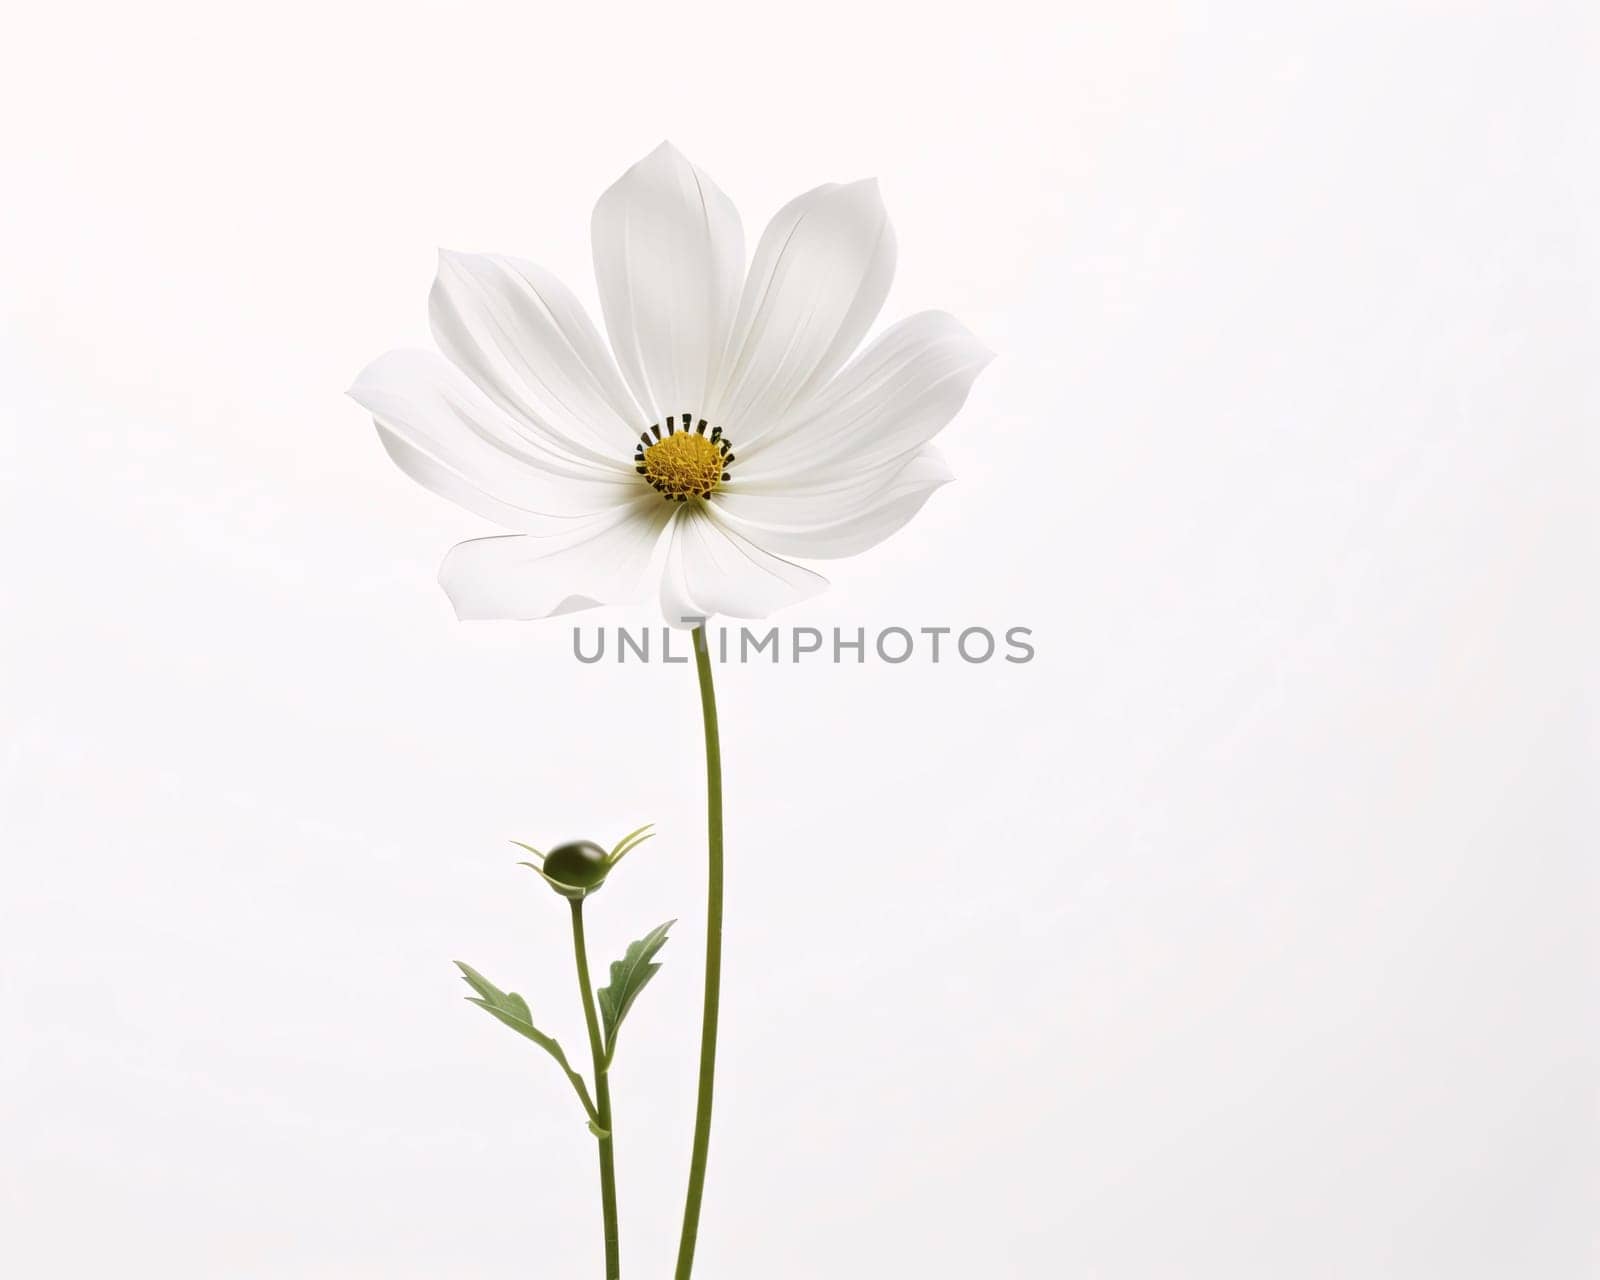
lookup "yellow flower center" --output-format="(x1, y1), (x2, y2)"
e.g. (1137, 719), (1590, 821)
(633, 415), (735, 501)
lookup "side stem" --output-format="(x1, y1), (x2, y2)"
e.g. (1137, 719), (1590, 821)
(570, 899), (620, 1280)
(674, 624), (723, 1279)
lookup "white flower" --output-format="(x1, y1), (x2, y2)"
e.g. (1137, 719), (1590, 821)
(350, 143), (992, 626)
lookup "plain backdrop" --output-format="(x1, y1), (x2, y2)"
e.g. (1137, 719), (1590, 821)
(2, 2), (1595, 1277)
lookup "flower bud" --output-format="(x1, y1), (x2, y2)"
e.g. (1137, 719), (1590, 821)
(542, 841), (611, 894)
(514, 824), (655, 900)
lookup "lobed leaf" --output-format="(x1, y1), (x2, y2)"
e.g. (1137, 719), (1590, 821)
(455, 961), (598, 1122)
(597, 921), (674, 1064)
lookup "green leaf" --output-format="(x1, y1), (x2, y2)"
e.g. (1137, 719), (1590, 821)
(598, 920), (674, 1064)
(455, 961), (598, 1123)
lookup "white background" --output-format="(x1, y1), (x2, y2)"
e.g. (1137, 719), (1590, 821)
(2, 2), (1595, 1276)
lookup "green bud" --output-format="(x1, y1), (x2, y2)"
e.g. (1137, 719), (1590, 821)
(542, 841), (611, 893)
(513, 824), (656, 900)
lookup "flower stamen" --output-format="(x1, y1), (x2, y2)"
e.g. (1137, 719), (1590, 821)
(633, 414), (735, 501)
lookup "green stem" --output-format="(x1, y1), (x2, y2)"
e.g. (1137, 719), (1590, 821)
(570, 899), (620, 1280)
(675, 624), (723, 1279)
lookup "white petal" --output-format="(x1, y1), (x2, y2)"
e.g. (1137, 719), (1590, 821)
(734, 311), (993, 481)
(430, 250), (641, 462)
(709, 179), (896, 433)
(712, 447), (953, 560)
(349, 349), (636, 533)
(439, 498), (673, 620)
(659, 505), (828, 627)
(591, 142), (744, 423)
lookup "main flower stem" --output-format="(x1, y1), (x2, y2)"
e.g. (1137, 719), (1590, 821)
(570, 899), (620, 1280)
(675, 624), (723, 1279)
